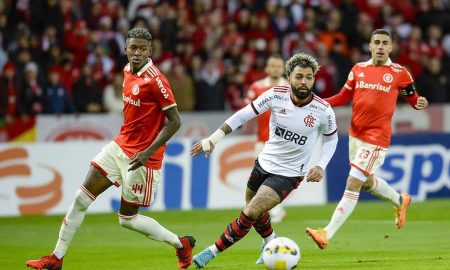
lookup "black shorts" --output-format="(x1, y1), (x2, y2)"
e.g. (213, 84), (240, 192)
(247, 159), (304, 201)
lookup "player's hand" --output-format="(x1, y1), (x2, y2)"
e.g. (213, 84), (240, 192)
(416, 96), (428, 110)
(128, 151), (150, 171)
(306, 166), (324, 182)
(191, 139), (215, 157)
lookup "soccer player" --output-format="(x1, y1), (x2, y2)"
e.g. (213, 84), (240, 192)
(245, 54), (289, 223)
(191, 53), (338, 268)
(306, 29), (429, 249)
(25, 27), (195, 270)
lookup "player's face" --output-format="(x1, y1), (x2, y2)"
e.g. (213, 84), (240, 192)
(288, 66), (315, 101)
(125, 38), (152, 72)
(265, 58), (284, 80)
(369, 34), (392, 65)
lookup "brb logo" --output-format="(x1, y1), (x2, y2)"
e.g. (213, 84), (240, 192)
(378, 143), (450, 201)
(275, 126), (307, 145)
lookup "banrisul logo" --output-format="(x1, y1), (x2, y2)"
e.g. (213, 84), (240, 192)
(275, 126), (307, 145)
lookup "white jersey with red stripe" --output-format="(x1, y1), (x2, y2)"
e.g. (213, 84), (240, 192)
(249, 86), (337, 177)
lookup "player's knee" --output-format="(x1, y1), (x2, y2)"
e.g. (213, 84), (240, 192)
(347, 169), (366, 191)
(362, 175), (375, 191)
(73, 189), (94, 211)
(243, 205), (262, 220)
(118, 214), (137, 229)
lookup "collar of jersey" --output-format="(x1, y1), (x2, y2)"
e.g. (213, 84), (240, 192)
(137, 59), (154, 76)
(126, 59), (154, 76)
(366, 58), (392, 66)
(290, 92), (313, 107)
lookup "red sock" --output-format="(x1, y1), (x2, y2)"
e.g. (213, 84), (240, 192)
(215, 212), (255, 251)
(253, 212), (273, 238)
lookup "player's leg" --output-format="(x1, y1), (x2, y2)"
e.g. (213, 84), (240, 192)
(193, 185), (280, 268)
(117, 166), (195, 269)
(360, 143), (401, 206)
(25, 166), (113, 270)
(54, 166), (113, 257)
(245, 161), (278, 253)
(307, 136), (373, 249)
(246, 182), (276, 264)
(117, 202), (195, 269)
(307, 172), (363, 249)
(245, 161), (277, 245)
(363, 174), (401, 205)
(118, 202), (186, 247)
(252, 173), (303, 264)
(254, 141), (286, 223)
(363, 175), (410, 228)
(360, 144), (410, 228)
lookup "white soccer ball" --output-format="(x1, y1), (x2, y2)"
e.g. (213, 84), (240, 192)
(262, 237), (301, 270)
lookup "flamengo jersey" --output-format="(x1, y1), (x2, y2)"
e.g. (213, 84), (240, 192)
(114, 59), (177, 169)
(345, 59), (413, 148)
(250, 86), (337, 177)
(246, 77), (288, 142)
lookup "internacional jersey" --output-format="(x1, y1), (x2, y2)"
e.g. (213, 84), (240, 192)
(115, 59), (177, 169)
(328, 59), (413, 148)
(234, 86), (337, 177)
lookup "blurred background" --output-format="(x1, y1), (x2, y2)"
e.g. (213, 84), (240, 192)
(0, 0), (449, 217)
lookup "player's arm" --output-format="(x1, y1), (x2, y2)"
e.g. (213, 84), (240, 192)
(190, 103), (260, 157)
(128, 106), (181, 171)
(324, 70), (355, 106)
(191, 89), (275, 157)
(307, 108), (338, 182)
(400, 83), (428, 110)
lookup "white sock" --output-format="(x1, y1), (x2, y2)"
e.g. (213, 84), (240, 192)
(263, 231), (276, 244)
(53, 188), (94, 259)
(368, 176), (401, 206)
(119, 213), (182, 249)
(324, 190), (359, 240)
(209, 244), (220, 255)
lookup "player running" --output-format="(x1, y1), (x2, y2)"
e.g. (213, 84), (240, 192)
(25, 27), (195, 270)
(306, 29), (428, 249)
(245, 54), (289, 224)
(191, 53), (338, 268)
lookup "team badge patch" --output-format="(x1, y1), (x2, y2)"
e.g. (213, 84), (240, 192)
(383, 73), (393, 83)
(304, 114), (316, 127)
(348, 71), (354, 81)
(132, 84), (140, 95)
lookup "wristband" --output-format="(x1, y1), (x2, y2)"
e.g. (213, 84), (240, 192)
(201, 139), (211, 151)
(208, 129), (225, 145)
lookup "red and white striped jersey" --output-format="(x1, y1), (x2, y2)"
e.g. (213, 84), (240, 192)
(114, 59), (177, 169)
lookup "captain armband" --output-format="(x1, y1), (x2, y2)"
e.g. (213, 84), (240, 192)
(401, 83), (416, 96)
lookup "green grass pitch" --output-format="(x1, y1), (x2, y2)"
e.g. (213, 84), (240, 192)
(2, 199), (449, 270)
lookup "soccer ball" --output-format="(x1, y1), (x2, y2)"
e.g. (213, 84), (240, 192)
(262, 237), (301, 270)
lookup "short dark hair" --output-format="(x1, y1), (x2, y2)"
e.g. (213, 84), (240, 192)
(371, 29), (392, 40)
(127, 27), (152, 43)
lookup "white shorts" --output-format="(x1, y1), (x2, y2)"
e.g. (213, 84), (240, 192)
(91, 141), (161, 207)
(349, 136), (387, 176)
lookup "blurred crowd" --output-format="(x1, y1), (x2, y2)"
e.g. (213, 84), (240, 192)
(1, 0), (450, 125)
